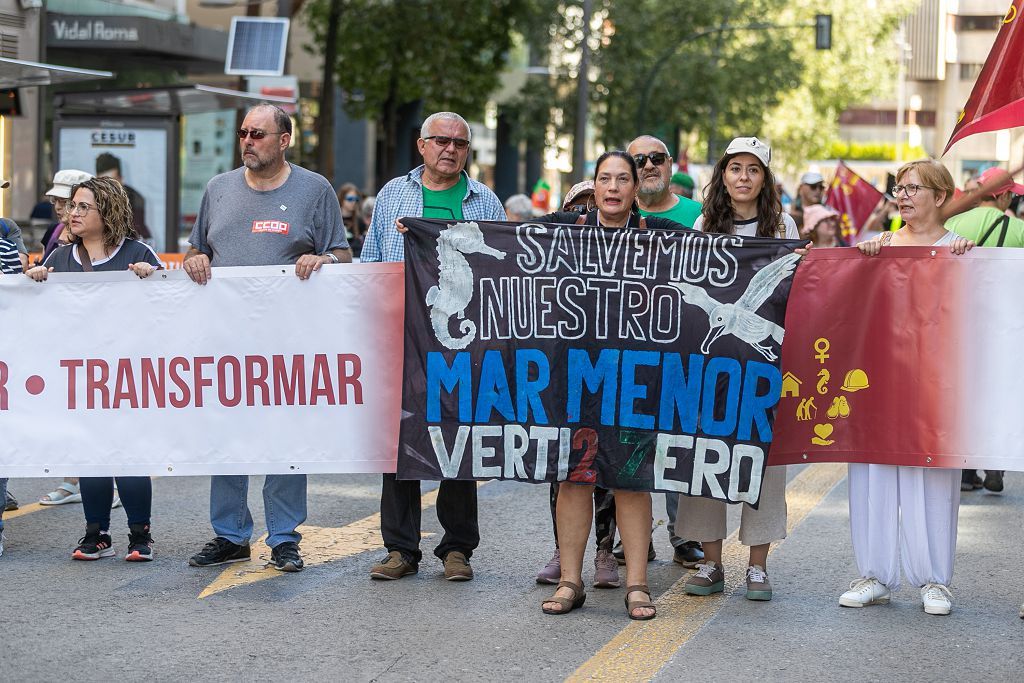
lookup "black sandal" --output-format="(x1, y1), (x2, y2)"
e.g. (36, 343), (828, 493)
(542, 580), (586, 615)
(624, 584), (656, 620)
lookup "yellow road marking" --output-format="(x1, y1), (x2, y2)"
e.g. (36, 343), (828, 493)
(199, 484), (461, 599)
(3, 502), (46, 521)
(568, 463), (847, 682)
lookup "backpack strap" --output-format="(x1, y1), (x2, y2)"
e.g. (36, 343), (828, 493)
(76, 244), (94, 272)
(977, 214), (1010, 247)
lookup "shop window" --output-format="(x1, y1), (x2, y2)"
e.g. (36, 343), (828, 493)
(956, 15), (1002, 31)
(0, 33), (17, 59)
(960, 63), (984, 81)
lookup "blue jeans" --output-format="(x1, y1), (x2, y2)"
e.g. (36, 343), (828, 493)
(0, 477), (7, 531)
(209, 474), (306, 548)
(80, 476), (151, 528)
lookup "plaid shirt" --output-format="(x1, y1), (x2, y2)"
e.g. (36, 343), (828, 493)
(361, 165), (505, 263)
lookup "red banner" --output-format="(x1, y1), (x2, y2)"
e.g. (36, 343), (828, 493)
(944, 0), (1024, 154)
(770, 247), (1023, 473)
(825, 161), (885, 240)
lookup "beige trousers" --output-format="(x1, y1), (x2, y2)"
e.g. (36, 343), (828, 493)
(675, 465), (788, 546)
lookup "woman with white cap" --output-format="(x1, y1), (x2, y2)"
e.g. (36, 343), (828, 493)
(681, 136), (802, 603)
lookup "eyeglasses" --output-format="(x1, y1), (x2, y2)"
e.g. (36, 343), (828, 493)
(344, 194), (359, 202)
(69, 202), (98, 215)
(237, 129), (284, 140)
(893, 183), (934, 197)
(632, 152), (668, 168)
(423, 135), (471, 150)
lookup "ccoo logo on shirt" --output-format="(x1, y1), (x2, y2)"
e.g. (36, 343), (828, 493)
(252, 220), (290, 235)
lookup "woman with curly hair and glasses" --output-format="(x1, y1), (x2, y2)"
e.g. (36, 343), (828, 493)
(26, 176), (161, 563)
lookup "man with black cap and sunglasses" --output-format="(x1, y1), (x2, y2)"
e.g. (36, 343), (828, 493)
(627, 135), (702, 229)
(182, 103), (351, 574)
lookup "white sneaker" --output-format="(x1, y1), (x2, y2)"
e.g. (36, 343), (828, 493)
(920, 583), (952, 615)
(0, 531), (5, 558)
(839, 577), (890, 607)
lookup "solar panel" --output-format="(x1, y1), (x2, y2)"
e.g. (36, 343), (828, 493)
(224, 17), (290, 77)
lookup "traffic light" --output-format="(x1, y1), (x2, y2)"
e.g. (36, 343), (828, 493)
(0, 89), (21, 116)
(815, 14), (832, 50)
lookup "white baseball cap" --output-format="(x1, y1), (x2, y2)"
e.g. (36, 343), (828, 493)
(724, 137), (771, 168)
(800, 171), (825, 185)
(45, 169), (93, 199)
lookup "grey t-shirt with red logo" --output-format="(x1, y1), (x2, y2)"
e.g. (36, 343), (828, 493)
(188, 163), (348, 267)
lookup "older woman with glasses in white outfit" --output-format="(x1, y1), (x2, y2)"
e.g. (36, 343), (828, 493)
(840, 159), (972, 616)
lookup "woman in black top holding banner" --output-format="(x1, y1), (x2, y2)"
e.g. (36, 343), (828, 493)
(535, 150), (685, 620)
(26, 176), (161, 563)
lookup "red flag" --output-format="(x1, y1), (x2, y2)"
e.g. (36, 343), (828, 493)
(943, 0), (1024, 154)
(825, 161), (885, 240)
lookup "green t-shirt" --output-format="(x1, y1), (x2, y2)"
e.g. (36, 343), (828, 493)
(638, 194), (701, 228)
(945, 206), (1024, 247)
(422, 175), (467, 220)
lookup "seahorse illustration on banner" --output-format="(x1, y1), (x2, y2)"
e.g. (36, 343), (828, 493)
(426, 221), (507, 349)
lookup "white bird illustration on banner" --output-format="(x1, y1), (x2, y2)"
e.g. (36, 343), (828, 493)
(671, 252), (801, 362)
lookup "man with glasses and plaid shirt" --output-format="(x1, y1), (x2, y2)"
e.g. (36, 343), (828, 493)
(362, 111), (503, 582)
(182, 103), (351, 573)
(627, 135), (702, 229)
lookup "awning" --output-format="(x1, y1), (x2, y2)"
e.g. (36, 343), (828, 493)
(55, 84), (297, 116)
(0, 57), (114, 88)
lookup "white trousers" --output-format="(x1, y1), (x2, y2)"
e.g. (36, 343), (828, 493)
(848, 463), (960, 591)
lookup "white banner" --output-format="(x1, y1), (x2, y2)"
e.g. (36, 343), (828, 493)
(0, 264), (404, 477)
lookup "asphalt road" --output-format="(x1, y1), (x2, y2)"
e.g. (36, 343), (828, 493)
(1, 467), (1021, 681)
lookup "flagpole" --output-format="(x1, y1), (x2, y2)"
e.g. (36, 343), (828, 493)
(895, 24), (910, 164)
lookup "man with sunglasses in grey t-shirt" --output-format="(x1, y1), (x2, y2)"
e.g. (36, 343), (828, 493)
(183, 103), (351, 573)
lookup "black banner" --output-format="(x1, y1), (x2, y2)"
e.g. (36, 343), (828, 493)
(398, 218), (803, 506)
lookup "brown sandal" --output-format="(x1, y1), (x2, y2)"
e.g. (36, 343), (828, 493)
(542, 580), (586, 615)
(624, 584), (656, 620)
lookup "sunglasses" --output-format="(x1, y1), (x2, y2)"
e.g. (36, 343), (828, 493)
(423, 135), (471, 150)
(633, 152), (668, 168)
(237, 129), (284, 140)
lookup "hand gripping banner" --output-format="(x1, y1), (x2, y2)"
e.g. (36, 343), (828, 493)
(398, 218), (804, 506)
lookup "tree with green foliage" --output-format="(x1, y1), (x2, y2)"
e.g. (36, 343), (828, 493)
(304, 0), (537, 181)
(593, 0), (804, 158)
(504, 0), (806, 167)
(763, 0), (914, 173)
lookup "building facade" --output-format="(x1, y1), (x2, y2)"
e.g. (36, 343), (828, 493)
(839, 0), (1023, 184)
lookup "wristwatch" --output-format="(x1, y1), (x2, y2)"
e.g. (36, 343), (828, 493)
(324, 252), (340, 264)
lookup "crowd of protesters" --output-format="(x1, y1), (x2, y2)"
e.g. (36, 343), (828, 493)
(1, 104), (1021, 623)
